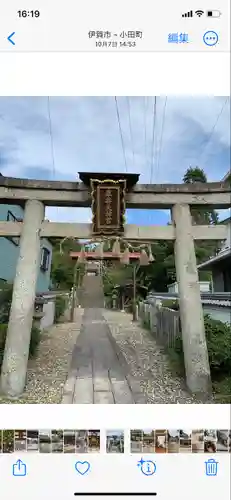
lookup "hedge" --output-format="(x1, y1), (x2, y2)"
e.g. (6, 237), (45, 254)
(172, 314), (231, 379)
(0, 282), (13, 324)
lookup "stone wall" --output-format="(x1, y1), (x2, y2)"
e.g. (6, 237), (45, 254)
(40, 299), (56, 330)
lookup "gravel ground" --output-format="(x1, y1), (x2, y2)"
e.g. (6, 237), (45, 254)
(0, 308), (84, 404)
(103, 310), (213, 404)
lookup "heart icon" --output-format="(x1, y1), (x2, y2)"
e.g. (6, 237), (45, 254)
(75, 461), (90, 475)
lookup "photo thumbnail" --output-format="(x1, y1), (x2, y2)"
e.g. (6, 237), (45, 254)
(39, 430), (52, 453)
(51, 430), (64, 453)
(204, 430), (217, 453)
(106, 430), (124, 453)
(14, 430), (27, 452)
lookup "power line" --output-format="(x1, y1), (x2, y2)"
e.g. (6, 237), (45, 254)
(47, 96), (59, 221)
(114, 96), (128, 172)
(150, 96), (157, 183)
(156, 97), (167, 181)
(126, 97), (135, 170)
(47, 96), (56, 179)
(198, 97), (229, 163)
(143, 97), (147, 172)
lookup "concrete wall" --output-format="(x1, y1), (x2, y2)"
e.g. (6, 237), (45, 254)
(40, 300), (56, 330)
(168, 281), (210, 293)
(199, 282), (211, 292)
(203, 305), (231, 324)
(0, 203), (52, 293)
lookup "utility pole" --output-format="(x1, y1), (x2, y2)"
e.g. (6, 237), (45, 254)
(70, 262), (78, 322)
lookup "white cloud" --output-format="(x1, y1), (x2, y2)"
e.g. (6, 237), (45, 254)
(0, 96), (230, 223)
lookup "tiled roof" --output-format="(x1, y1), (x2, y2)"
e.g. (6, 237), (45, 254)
(197, 247), (231, 269)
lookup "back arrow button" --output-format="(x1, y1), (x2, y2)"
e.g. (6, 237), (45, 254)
(8, 32), (16, 45)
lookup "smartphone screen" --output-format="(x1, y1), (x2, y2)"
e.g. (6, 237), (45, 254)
(0, 1), (230, 499)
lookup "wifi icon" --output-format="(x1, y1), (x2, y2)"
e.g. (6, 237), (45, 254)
(195, 10), (204, 17)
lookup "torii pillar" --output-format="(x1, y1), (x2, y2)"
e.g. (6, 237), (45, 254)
(1, 199), (45, 397)
(172, 203), (212, 395)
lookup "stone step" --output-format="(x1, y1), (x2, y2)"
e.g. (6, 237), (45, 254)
(79, 273), (105, 308)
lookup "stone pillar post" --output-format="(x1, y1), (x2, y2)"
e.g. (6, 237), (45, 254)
(172, 203), (212, 395)
(0, 199), (45, 397)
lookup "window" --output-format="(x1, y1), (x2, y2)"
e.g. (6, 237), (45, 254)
(6, 210), (21, 246)
(40, 247), (50, 272)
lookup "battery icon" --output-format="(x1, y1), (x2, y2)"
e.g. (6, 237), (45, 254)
(207, 10), (221, 17)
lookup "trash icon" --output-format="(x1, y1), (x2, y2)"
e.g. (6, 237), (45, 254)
(205, 458), (218, 476)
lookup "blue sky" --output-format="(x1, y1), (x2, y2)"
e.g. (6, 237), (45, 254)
(0, 97), (230, 224)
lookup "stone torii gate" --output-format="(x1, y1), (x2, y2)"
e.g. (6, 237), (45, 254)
(0, 172), (230, 398)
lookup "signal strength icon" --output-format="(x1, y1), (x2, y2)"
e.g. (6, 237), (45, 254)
(182, 10), (193, 17)
(195, 9), (204, 16)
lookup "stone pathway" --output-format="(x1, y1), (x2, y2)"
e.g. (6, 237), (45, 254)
(61, 308), (146, 404)
(102, 310), (213, 404)
(1, 306), (212, 404)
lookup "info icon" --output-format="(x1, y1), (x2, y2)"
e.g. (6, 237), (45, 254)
(137, 458), (156, 476)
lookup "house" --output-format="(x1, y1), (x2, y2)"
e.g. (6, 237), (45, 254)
(197, 216), (231, 292)
(0, 203), (53, 293)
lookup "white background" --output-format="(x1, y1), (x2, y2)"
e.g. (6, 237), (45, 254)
(0, 404), (230, 427)
(0, 53), (230, 95)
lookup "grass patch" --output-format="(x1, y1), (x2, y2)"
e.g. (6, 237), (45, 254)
(165, 346), (185, 378)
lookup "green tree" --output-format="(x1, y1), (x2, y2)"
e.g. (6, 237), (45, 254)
(223, 172), (231, 184)
(136, 167), (221, 291)
(183, 166), (207, 183)
(183, 167), (219, 225)
(50, 238), (82, 290)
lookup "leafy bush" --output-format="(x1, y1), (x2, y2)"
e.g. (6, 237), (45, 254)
(212, 377), (231, 403)
(0, 282), (13, 323)
(54, 295), (66, 323)
(0, 324), (8, 366)
(203, 314), (231, 376)
(169, 314), (231, 379)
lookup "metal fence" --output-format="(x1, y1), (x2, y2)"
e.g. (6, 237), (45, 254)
(138, 301), (181, 348)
